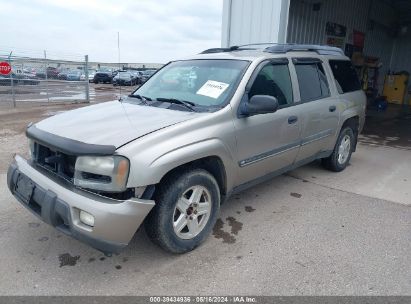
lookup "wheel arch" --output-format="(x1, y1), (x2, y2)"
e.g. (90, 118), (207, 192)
(340, 115), (360, 151)
(157, 155), (228, 199)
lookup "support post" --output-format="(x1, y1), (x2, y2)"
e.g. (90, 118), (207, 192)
(8, 52), (16, 108)
(44, 50), (50, 103)
(85, 55), (90, 103)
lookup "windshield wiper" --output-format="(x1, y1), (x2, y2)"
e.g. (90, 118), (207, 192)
(128, 94), (152, 105)
(156, 98), (197, 112)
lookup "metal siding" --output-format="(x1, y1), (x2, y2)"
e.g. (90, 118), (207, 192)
(223, 0), (288, 46)
(288, 0), (370, 45)
(287, 0), (400, 91)
(391, 31), (411, 73)
(222, 0), (410, 78)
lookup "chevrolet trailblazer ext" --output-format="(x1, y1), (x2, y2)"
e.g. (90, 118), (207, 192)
(7, 44), (365, 254)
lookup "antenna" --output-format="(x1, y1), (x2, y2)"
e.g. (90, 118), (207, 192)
(117, 31), (122, 101)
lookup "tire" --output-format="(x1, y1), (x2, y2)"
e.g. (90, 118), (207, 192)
(145, 169), (220, 253)
(322, 126), (355, 172)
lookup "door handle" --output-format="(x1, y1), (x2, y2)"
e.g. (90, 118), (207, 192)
(329, 105), (336, 112)
(288, 116), (298, 124)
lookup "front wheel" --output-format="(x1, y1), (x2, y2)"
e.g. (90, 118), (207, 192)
(322, 127), (355, 172)
(145, 169), (220, 253)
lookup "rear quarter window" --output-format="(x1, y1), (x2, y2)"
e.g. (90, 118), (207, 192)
(329, 60), (361, 94)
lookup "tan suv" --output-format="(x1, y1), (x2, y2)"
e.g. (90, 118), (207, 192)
(7, 44), (366, 254)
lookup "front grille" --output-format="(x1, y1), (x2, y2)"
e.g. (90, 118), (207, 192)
(32, 142), (76, 182)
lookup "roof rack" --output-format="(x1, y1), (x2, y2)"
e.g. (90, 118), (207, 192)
(264, 44), (344, 55)
(200, 43), (345, 56)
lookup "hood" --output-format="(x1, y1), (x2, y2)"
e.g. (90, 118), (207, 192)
(35, 100), (203, 147)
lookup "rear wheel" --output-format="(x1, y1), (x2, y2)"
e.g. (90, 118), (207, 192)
(322, 126), (355, 172)
(145, 169), (220, 253)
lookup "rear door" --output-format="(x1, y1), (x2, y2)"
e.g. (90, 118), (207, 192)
(233, 59), (301, 186)
(291, 58), (341, 163)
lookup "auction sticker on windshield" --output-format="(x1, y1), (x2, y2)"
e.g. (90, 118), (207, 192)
(197, 80), (229, 99)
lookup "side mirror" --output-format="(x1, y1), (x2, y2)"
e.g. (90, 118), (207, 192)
(239, 95), (279, 117)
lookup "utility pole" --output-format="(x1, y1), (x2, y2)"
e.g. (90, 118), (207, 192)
(118, 31), (122, 100)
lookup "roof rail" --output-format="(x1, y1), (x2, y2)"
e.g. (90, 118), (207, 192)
(200, 46), (240, 54)
(264, 44), (344, 55)
(236, 43), (278, 49)
(200, 44), (263, 54)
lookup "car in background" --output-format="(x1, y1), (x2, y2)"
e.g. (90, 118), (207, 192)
(14, 68), (38, 81)
(0, 74), (11, 86)
(0, 73), (39, 85)
(47, 67), (59, 79)
(112, 71), (138, 86)
(35, 67), (59, 79)
(130, 70), (144, 84)
(67, 70), (82, 81)
(80, 70), (96, 82)
(35, 69), (46, 79)
(22, 68), (37, 79)
(93, 70), (113, 84)
(140, 69), (157, 83)
(58, 70), (69, 80)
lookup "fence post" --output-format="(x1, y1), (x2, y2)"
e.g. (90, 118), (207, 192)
(8, 52), (16, 108)
(44, 50), (50, 103)
(85, 55), (90, 103)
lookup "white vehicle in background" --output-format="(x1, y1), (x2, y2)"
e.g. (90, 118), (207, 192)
(80, 70), (96, 82)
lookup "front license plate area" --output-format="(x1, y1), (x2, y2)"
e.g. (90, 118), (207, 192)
(15, 174), (35, 204)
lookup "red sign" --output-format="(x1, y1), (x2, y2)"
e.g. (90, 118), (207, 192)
(353, 30), (365, 50)
(0, 62), (12, 75)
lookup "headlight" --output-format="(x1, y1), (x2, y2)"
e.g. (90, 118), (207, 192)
(74, 155), (130, 192)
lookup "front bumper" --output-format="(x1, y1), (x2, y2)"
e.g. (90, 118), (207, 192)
(7, 155), (155, 254)
(114, 79), (132, 85)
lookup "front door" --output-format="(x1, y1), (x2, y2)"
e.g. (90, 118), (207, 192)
(233, 60), (301, 186)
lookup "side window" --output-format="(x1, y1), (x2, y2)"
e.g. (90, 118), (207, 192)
(249, 63), (293, 106)
(329, 60), (361, 94)
(294, 61), (330, 102)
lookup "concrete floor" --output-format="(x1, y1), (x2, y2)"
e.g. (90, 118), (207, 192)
(0, 104), (409, 295)
(289, 144), (410, 205)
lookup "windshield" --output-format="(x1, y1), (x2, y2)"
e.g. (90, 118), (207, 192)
(132, 59), (249, 109)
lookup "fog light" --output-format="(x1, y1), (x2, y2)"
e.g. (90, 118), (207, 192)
(80, 210), (95, 227)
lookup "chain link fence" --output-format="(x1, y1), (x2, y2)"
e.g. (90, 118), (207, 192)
(0, 47), (164, 107)
(0, 48), (90, 107)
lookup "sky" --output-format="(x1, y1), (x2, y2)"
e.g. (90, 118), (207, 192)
(0, 0), (223, 63)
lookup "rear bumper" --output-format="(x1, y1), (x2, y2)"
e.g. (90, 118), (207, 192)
(7, 155), (155, 254)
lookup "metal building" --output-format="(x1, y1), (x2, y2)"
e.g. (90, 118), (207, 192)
(222, 0), (411, 93)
